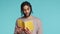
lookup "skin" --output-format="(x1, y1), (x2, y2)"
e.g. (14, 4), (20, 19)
(23, 5), (31, 18)
(15, 5), (32, 34)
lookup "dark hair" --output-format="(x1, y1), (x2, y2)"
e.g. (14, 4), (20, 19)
(21, 1), (33, 16)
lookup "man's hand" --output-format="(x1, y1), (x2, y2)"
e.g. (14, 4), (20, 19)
(15, 27), (32, 34)
(24, 28), (32, 34)
(16, 27), (23, 34)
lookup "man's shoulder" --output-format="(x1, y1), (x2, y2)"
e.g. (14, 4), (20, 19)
(33, 16), (42, 25)
(33, 16), (40, 21)
(33, 16), (42, 23)
(16, 17), (23, 21)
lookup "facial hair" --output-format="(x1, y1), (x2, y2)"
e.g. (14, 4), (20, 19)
(24, 11), (31, 18)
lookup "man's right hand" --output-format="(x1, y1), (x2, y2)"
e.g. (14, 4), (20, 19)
(16, 27), (23, 34)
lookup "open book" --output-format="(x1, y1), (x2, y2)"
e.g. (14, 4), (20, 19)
(17, 19), (34, 31)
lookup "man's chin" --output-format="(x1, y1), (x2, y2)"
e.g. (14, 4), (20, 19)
(24, 13), (31, 18)
(24, 12), (31, 18)
(26, 15), (30, 17)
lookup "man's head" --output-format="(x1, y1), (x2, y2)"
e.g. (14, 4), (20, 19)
(21, 1), (32, 17)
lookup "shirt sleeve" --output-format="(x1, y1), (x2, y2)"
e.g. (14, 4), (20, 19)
(37, 19), (43, 34)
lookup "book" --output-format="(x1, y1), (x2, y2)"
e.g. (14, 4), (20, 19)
(17, 19), (34, 31)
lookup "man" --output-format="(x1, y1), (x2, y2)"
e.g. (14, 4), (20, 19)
(14, 1), (42, 34)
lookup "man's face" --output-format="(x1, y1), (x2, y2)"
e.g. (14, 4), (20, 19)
(23, 5), (31, 17)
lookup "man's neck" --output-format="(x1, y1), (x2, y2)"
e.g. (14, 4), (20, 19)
(23, 15), (33, 19)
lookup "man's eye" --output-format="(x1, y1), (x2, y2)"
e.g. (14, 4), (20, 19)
(27, 8), (29, 10)
(24, 9), (26, 11)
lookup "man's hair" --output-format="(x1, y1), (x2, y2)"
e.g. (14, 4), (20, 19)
(21, 1), (33, 16)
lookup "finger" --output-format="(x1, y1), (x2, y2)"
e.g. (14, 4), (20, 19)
(25, 27), (29, 31)
(24, 30), (31, 34)
(17, 25), (21, 28)
(24, 28), (28, 32)
(24, 28), (31, 34)
(16, 27), (23, 31)
(26, 27), (29, 31)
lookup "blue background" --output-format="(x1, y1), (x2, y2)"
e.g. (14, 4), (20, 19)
(0, 0), (60, 34)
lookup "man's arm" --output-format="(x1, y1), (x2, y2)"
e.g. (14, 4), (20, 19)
(14, 20), (19, 34)
(14, 20), (22, 34)
(37, 19), (43, 34)
(14, 21), (17, 34)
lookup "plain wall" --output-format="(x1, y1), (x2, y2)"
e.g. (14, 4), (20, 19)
(0, 0), (60, 34)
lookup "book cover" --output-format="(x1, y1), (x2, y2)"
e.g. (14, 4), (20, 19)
(17, 19), (34, 31)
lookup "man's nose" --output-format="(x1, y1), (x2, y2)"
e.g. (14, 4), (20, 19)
(26, 10), (29, 13)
